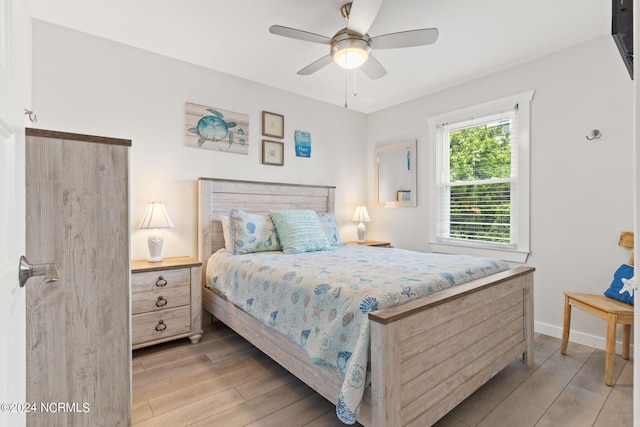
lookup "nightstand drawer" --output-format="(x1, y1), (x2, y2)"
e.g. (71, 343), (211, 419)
(132, 306), (191, 345)
(131, 257), (203, 349)
(131, 268), (190, 293)
(131, 286), (190, 315)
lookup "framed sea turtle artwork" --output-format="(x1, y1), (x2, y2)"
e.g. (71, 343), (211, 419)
(185, 102), (249, 154)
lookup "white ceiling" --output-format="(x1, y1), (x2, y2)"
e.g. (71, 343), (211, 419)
(28, 0), (611, 113)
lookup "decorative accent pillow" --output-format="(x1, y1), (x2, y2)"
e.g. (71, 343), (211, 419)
(229, 209), (281, 254)
(317, 212), (344, 246)
(219, 214), (232, 251)
(270, 209), (331, 254)
(604, 264), (634, 305)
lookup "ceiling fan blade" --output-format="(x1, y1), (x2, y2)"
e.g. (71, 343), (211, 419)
(269, 25), (332, 45)
(347, 0), (383, 36)
(371, 28), (439, 49)
(360, 55), (387, 80)
(297, 55), (334, 75)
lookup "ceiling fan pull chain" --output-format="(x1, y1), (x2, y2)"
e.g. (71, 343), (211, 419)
(344, 65), (348, 108)
(352, 69), (358, 97)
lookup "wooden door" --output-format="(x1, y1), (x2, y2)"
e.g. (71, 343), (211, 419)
(25, 129), (131, 426)
(0, 0), (28, 426)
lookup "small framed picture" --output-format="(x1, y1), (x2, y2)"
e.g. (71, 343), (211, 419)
(262, 111), (284, 138)
(397, 190), (411, 202)
(262, 140), (284, 166)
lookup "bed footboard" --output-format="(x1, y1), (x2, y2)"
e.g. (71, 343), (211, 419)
(369, 266), (534, 427)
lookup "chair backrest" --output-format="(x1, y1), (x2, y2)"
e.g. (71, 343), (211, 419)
(619, 231), (634, 266)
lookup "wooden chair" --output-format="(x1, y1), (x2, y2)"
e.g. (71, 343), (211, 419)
(561, 231), (634, 386)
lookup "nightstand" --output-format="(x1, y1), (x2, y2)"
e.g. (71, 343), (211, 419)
(345, 240), (391, 248)
(131, 256), (203, 349)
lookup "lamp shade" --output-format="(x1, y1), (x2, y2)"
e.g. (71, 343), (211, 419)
(139, 202), (174, 229)
(351, 206), (371, 223)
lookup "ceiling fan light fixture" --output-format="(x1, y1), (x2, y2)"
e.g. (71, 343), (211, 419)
(331, 37), (371, 69)
(270, 2), (438, 80)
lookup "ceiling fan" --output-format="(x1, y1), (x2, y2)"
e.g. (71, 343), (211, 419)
(269, 0), (438, 80)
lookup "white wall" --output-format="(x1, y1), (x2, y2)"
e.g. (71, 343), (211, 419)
(30, 20), (368, 261)
(366, 35), (634, 347)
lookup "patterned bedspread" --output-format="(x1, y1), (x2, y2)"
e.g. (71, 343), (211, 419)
(206, 245), (509, 424)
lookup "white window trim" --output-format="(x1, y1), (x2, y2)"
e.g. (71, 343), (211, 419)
(427, 90), (535, 263)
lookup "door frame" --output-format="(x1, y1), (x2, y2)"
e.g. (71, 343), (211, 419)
(0, 0), (29, 425)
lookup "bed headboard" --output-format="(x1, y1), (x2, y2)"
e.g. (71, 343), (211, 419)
(197, 178), (336, 266)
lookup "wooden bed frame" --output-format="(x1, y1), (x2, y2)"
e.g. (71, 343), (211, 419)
(197, 178), (535, 427)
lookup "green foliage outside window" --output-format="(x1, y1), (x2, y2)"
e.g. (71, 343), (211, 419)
(448, 122), (512, 244)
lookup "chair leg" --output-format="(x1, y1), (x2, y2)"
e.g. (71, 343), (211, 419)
(622, 324), (631, 360)
(561, 296), (571, 355)
(605, 315), (617, 387)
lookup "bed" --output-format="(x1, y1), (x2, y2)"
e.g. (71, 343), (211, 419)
(197, 178), (535, 426)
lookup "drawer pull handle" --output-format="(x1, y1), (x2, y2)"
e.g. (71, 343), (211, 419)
(155, 276), (167, 287)
(155, 296), (168, 307)
(155, 320), (167, 332)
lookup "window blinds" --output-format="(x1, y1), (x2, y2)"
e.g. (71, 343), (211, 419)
(436, 107), (518, 248)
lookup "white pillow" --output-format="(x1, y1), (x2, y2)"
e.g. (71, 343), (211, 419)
(219, 214), (232, 251)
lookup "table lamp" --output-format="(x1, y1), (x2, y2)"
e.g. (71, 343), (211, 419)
(351, 205), (371, 243)
(139, 202), (174, 262)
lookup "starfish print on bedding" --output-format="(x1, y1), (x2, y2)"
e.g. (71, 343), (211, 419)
(620, 276), (635, 297)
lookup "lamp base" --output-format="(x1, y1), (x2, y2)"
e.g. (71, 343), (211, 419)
(147, 229), (164, 263)
(356, 222), (366, 243)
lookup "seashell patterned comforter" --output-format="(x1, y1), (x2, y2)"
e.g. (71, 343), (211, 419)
(206, 244), (509, 424)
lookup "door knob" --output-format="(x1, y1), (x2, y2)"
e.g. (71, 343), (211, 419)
(19, 255), (60, 288)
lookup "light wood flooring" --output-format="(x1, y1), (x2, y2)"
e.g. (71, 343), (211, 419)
(132, 323), (633, 426)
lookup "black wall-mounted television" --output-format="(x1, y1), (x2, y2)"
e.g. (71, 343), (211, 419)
(612, 0), (633, 79)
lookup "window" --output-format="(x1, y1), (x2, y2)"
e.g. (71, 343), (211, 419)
(438, 110), (516, 246)
(428, 91), (534, 262)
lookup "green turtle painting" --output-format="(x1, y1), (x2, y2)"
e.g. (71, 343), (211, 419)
(188, 108), (237, 147)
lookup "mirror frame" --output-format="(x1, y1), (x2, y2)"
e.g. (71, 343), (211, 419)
(374, 139), (417, 208)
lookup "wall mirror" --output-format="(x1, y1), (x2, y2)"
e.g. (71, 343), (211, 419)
(374, 139), (417, 207)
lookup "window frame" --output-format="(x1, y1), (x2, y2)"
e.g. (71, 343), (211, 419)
(428, 90), (535, 263)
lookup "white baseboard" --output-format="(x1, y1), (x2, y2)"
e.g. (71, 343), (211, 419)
(535, 321), (633, 355)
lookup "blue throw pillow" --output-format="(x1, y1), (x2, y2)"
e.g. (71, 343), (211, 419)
(270, 210), (331, 254)
(317, 212), (344, 246)
(229, 209), (281, 254)
(603, 264), (634, 305)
